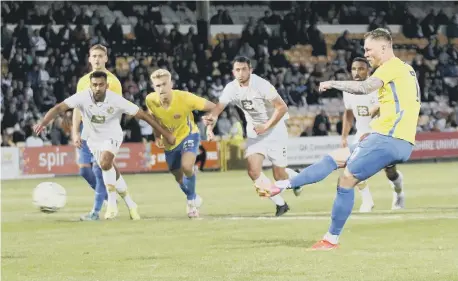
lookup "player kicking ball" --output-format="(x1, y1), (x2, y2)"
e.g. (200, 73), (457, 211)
(34, 71), (175, 220)
(203, 56), (300, 217)
(257, 28), (420, 249)
(341, 57), (405, 212)
(145, 69), (216, 218)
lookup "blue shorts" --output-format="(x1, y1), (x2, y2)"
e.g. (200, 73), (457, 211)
(165, 133), (200, 171)
(78, 140), (94, 165)
(347, 133), (413, 181)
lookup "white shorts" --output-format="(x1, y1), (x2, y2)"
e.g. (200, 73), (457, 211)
(245, 138), (288, 167)
(87, 139), (122, 165)
(352, 132), (370, 145)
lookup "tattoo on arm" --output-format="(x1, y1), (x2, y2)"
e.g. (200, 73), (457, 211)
(331, 77), (383, 95)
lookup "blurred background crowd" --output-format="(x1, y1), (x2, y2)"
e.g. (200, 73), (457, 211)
(1, 1), (458, 147)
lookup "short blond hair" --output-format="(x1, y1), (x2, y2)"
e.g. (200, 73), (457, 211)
(89, 44), (108, 54)
(150, 69), (171, 81)
(364, 28), (392, 43)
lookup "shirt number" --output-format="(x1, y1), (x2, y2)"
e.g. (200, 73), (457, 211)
(241, 100), (254, 111)
(356, 106), (370, 116)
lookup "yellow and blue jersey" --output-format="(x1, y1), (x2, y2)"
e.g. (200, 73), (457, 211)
(370, 57), (421, 144)
(145, 90), (207, 151)
(77, 70), (122, 95)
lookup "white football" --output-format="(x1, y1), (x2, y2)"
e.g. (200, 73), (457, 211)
(33, 182), (67, 213)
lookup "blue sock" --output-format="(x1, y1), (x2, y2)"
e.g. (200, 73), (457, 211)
(80, 166), (96, 191)
(178, 182), (190, 198)
(91, 164), (107, 214)
(183, 174), (196, 200)
(328, 187), (355, 236)
(290, 155), (338, 188)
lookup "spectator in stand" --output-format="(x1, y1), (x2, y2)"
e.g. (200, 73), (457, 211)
(333, 30), (353, 52)
(312, 110), (331, 136)
(446, 15), (458, 39)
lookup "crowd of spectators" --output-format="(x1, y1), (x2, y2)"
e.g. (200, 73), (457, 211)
(1, 2), (457, 147)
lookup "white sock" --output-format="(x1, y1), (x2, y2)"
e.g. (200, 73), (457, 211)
(115, 175), (127, 193)
(323, 232), (339, 244)
(101, 166), (117, 186)
(285, 168), (299, 178)
(390, 170), (404, 194)
(358, 182), (374, 205)
(102, 167), (118, 209)
(108, 191), (117, 209)
(254, 173), (286, 206)
(123, 194), (137, 209)
(115, 175), (136, 209)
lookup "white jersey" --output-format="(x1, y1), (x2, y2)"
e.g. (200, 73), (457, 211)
(219, 74), (288, 141)
(64, 89), (139, 143)
(343, 90), (379, 136)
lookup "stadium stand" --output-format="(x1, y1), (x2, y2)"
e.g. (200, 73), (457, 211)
(1, 1), (457, 147)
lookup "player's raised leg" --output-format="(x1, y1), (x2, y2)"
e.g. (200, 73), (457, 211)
(385, 165), (405, 210)
(312, 134), (413, 250)
(257, 147), (349, 197)
(249, 153), (289, 216)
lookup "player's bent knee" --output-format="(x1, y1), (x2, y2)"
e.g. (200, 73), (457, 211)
(384, 165), (398, 181)
(328, 147), (350, 168)
(99, 160), (113, 171)
(181, 164), (194, 177)
(339, 168), (358, 188)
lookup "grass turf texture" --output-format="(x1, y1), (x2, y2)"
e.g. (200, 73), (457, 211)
(2, 162), (458, 281)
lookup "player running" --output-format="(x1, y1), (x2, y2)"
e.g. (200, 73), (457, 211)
(35, 71), (175, 220)
(203, 56), (300, 217)
(257, 28), (420, 249)
(145, 69), (215, 218)
(70, 44), (125, 221)
(342, 57), (405, 212)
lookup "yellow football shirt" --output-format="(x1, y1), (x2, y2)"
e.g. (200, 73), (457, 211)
(76, 70), (123, 95)
(370, 57), (421, 144)
(145, 90), (207, 150)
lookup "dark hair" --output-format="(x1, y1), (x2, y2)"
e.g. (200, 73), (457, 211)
(232, 56), (252, 68)
(352, 57), (370, 68)
(89, 71), (108, 80)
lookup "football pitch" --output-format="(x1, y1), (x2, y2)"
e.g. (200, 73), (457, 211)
(2, 162), (458, 281)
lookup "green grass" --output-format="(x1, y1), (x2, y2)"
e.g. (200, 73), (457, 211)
(2, 162), (458, 281)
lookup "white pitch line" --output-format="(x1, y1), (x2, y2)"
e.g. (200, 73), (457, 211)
(214, 214), (458, 221)
(139, 213), (458, 222)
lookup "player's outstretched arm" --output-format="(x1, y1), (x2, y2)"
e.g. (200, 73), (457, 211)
(134, 109), (176, 145)
(34, 102), (72, 134)
(341, 109), (354, 147)
(319, 77), (384, 95)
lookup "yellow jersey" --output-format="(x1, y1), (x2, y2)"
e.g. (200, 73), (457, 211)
(145, 90), (207, 151)
(77, 70), (123, 95)
(370, 57), (421, 144)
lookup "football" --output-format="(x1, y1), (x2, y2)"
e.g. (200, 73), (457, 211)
(33, 182), (67, 213)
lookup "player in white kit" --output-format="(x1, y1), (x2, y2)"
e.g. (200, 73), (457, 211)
(341, 57), (405, 211)
(34, 71), (176, 219)
(256, 57), (405, 211)
(203, 56), (299, 216)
